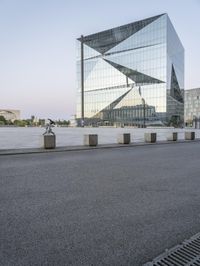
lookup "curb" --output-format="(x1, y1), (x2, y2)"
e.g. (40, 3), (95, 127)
(0, 139), (199, 156)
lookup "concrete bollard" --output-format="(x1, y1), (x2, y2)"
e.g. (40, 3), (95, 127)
(144, 133), (156, 143)
(117, 133), (130, 144)
(185, 131), (195, 140)
(84, 134), (98, 146)
(43, 134), (56, 149)
(167, 132), (178, 141)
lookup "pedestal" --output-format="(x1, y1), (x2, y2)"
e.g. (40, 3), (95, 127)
(185, 132), (195, 140)
(117, 133), (130, 144)
(43, 134), (56, 149)
(167, 132), (178, 141)
(144, 133), (156, 143)
(84, 134), (98, 146)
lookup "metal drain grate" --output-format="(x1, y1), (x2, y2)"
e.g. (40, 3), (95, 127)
(144, 233), (200, 266)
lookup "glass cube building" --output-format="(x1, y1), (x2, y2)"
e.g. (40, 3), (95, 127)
(76, 13), (184, 127)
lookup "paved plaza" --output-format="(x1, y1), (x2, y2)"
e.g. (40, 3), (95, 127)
(1, 142), (200, 265)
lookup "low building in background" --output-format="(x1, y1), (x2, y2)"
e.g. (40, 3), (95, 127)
(76, 13), (184, 127)
(0, 109), (20, 122)
(69, 115), (77, 127)
(185, 88), (200, 127)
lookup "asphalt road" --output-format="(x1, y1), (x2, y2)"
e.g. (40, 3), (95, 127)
(1, 142), (200, 265)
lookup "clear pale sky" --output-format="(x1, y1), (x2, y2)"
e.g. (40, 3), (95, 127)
(0, 0), (199, 119)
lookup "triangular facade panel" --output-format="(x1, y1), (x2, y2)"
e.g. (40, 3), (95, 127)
(84, 58), (127, 91)
(78, 14), (164, 54)
(99, 89), (132, 112)
(84, 59), (98, 81)
(167, 16), (184, 57)
(105, 43), (166, 81)
(83, 44), (101, 59)
(85, 87), (131, 117)
(114, 87), (143, 109)
(104, 59), (164, 85)
(170, 65), (183, 103)
(106, 14), (167, 55)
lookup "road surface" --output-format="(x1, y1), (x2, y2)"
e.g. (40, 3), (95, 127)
(1, 142), (200, 265)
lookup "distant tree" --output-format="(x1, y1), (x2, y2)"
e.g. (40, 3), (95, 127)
(168, 116), (182, 128)
(38, 119), (45, 126)
(0, 115), (6, 124)
(13, 120), (27, 127)
(26, 119), (32, 126)
(6, 120), (13, 125)
(56, 120), (70, 126)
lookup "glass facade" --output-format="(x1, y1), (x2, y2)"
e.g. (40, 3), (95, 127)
(185, 88), (200, 124)
(76, 14), (184, 126)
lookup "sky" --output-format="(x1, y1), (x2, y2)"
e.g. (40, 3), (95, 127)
(0, 0), (200, 119)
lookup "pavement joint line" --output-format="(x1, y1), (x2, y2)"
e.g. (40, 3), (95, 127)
(0, 139), (200, 156)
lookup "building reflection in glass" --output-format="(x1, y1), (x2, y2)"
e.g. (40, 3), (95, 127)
(76, 14), (184, 127)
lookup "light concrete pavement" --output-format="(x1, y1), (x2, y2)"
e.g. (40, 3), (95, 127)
(1, 142), (200, 265)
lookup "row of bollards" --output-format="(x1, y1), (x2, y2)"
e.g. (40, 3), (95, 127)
(42, 131), (196, 149)
(82, 131), (196, 147)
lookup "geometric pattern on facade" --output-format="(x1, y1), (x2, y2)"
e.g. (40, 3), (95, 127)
(76, 13), (184, 126)
(83, 58), (130, 92)
(166, 16), (184, 125)
(104, 59), (165, 85)
(92, 89), (132, 119)
(113, 87), (144, 110)
(78, 14), (163, 54)
(170, 64), (184, 103)
(101, 89), (132, 112)
(84, 59), (98, 80)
